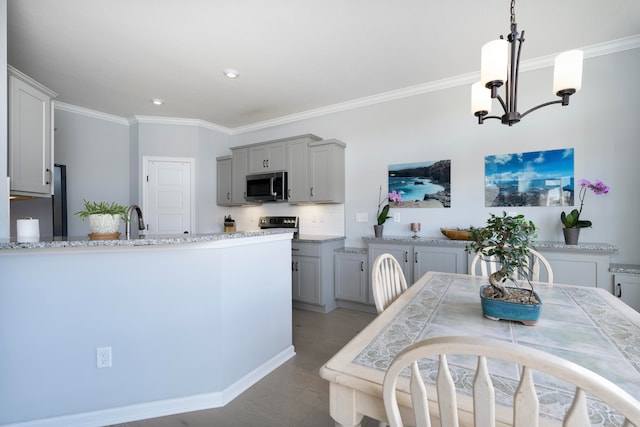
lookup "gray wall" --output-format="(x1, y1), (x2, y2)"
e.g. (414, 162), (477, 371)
(54, 109), (130, 236)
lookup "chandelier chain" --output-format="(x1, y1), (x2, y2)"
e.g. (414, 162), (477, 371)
(510, 0), (516, 25)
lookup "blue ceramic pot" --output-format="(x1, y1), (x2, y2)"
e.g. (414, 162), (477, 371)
(479, 285), (542, 326)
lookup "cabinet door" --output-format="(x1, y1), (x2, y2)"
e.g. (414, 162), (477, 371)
(308, 143), (345, 203)
(614, 274), (640, 312)
(413, 246), (467, 279)
(231, 148), (250, 204)
(334, 253), (367, 303)
(292, 256), (320, 304)
(287, 139), (310, 203)
(216, 157), (233, 206)
(248, 142), (287, 173)
(9, 75), (53, 196)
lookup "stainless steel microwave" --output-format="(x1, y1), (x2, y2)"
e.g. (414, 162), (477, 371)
(245, 171), (288, 202)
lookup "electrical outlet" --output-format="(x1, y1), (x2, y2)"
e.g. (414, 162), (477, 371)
(355, 213), (368, 223)
(393, 212), (401, 223)
(97, 347), (112, 368)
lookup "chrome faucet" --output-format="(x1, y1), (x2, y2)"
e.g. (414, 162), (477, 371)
(126, 204), (146, 239)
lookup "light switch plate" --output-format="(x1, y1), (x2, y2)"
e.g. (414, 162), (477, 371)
(356, 213), (368, 223)
(393, 212), (401, 223)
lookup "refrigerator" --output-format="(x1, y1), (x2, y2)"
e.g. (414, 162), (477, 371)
(10, 164), (68, 237)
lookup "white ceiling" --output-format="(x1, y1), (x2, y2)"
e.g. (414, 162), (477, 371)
(7, 0), (640, 130)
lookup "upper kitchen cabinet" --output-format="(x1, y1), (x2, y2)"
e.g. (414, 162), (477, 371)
(230, 147), (252, 205)
(308, 139), (345, 203)
(216, 156), (233, 206)
(286, 134), (322, 203)
(8, 66), (58, 197)
(248, 140), (287, 173)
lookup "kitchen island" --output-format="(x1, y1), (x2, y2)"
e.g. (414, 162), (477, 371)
(0, 230), (294, 427)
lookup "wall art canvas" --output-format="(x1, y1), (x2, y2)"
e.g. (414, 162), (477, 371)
(388, 160), (451, 208)
(485, 148), (574, 207)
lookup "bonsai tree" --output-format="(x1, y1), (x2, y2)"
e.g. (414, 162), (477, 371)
(466, 212), (538, 299)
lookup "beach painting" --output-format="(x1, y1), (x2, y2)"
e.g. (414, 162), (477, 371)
(485, 148), (574, 207)
(388, 160), (451, 208)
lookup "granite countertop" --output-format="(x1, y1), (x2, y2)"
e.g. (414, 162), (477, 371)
(610, 264), (640, 275)
(362, 235), (619, 253)
(295, 234), (346, 243)
(0, 229), (294, 250)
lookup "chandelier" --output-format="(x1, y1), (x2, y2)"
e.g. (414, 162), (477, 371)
(471, 0), (583, 126)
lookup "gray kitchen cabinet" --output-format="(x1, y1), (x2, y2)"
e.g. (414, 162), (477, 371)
(334, 250), (368, 304)
(8, 66), (57, 197)
(216, 156), (233, 206)
(614, 273), (640, 312)
(367, 243), (412, 285)
(230, 147), (257, 205)
(248, 141), (287, 173)
(286, 136), (321, 203)
(308, 140), (345, 203)
(292, 238), (344, 313)
(413, 245), (468, 279)
(533, 248), (615, 290)
(366, 239), (468, 286)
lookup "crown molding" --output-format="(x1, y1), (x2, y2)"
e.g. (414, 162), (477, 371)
(233, 35), (640, 134)
(129, 116), (232, 134)
(54, 101), (129, 125)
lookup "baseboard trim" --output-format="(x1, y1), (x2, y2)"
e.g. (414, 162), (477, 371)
(3, 346), (295, 427)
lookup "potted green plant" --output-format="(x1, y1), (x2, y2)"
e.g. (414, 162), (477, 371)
(374, 186), (402, 237)
(75, 200), (128, 239)
(466, 212), (541, 324)
(560, 178), (610, 245)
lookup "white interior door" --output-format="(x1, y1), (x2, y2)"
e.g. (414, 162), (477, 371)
(144, 158), (194, 235)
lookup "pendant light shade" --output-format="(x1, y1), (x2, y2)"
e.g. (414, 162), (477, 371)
(471, 82), (492, 116)
(553, 50), (583, 95)
(481, 39), (508, 87)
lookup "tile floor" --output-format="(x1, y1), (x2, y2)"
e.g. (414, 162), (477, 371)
(109, 308), (380, 427)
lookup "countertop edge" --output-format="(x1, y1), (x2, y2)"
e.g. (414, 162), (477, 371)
(0, 229), (294, 250)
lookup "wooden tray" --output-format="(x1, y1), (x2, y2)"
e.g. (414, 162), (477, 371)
(88, 232), (121, 240)
(440, 228), (472, 241)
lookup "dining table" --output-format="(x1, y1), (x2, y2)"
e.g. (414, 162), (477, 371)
(319, 271), (640, 427)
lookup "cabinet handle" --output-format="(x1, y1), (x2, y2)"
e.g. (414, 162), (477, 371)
(404, 251), (408, 263)
(415, 252), (418, 263)
(288, 188), (291, 198)
(226, 192), (231, 200)
(45, 168), (52, 185)
(295, 261), (299, 272)
(263, 159), (266, 168)
(266, 159), (269, 168)
(360, 261), (364, 272)
(292, 248), (300, 252)
(310, 187), (314, 197)
(617, 283), (622, 298)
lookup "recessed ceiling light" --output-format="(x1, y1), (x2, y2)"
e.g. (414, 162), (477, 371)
(150, 98), (164, 105)
(223, 68), (240, 79)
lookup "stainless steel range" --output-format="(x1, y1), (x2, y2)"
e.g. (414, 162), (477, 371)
(258, 216), (299, 239)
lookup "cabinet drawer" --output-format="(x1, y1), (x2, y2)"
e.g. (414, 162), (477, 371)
(292, 242), (321, 257)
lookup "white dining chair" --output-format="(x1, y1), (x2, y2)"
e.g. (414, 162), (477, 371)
(371, 253), (409, 427)
(470, 246), (554, 284)
(383, 336), (640, 427)
(372, 253), (408, 314)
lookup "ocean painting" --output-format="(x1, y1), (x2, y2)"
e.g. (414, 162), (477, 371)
(388, 160), (451, 208)
(485, 148), (574, 207)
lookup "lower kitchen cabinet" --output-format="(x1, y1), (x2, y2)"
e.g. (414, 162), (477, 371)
(292, 238), (345, 313)
(613, 272), (640, 312)
(366, 239), (468, 286)
(334, 249), (368, 303)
